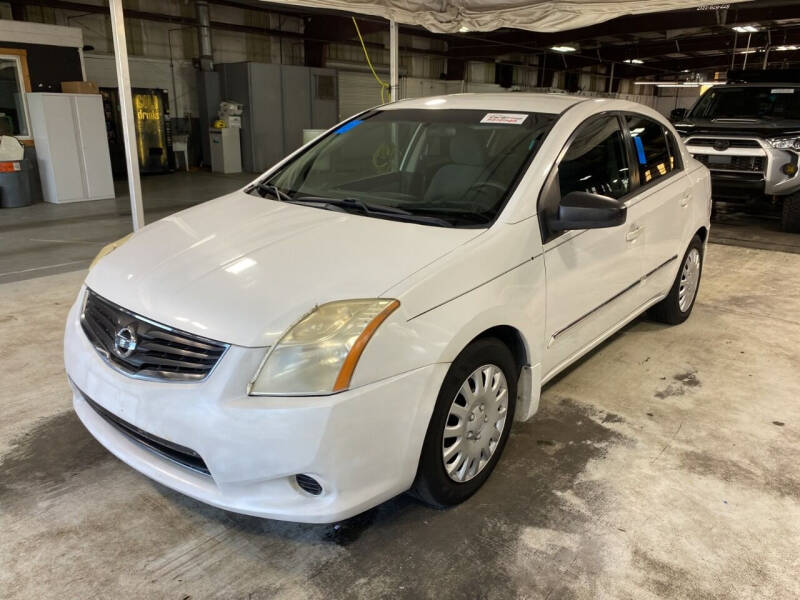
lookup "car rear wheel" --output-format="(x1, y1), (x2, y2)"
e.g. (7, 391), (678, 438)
(782, 193), (800, 233)
(649, 235), (704, 325)
(411, 338), (517, 508)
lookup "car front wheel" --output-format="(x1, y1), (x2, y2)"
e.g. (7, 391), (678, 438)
(411, 337), (517, 508)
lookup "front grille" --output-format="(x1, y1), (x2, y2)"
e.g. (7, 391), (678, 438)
(694, 154), (765, 173)
(688, 138), (761, 148)
(81, 289), (228, 382)
(80, 388), (210, 475)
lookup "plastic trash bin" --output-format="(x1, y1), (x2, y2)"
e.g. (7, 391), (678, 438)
(0, 158), (36, 208)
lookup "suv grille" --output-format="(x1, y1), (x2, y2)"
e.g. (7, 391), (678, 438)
(81, 289), (228, 382)
(688, 138), (761, 148)
(694, 154), (765, 173)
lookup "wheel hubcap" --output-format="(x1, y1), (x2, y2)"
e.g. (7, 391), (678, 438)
(678, 248), (701, 312)
(442, 364), (509, 483)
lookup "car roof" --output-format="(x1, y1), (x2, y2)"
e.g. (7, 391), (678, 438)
(722, 83), (800, 88)
(380, 92), (589, 115)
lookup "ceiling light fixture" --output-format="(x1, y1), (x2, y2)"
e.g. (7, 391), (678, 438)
(732, 25), (759, 33)
(624, 59), (644, 64)
(775, 45), (800, 51)
(551, 45), (576, 53)
(634, 80), (725, 87)
(458, 26), (470, 33)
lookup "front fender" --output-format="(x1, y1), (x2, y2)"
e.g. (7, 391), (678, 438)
(351, 256), (546, 421)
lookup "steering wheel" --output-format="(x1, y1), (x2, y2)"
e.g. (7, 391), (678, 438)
(466, 181), (507, 195)
(461, 181), (507, 211)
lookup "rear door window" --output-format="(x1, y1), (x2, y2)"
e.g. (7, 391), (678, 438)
(625, 115), (674, 186)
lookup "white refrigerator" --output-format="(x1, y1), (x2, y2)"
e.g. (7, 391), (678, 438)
(27, 92), (115, 204)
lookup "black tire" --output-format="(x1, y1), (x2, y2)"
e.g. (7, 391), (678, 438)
(411, 337), (517, 508)
(782, 193), (800, 233)
(649, 235), (704, 325)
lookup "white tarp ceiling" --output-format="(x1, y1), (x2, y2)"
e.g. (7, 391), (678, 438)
(269, 0), (744, 33)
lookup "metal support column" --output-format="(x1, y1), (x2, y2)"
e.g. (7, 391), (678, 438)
(109, 0), (144, 230)
(608, 62), (615, 94)
(389, 19), (399, 102)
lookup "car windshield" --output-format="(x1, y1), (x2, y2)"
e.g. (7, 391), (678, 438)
(255, 108), (557, 227)
(689, 86), (800, 121)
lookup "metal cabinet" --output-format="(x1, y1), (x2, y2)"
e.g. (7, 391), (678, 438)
(26, 92), (114, 203)
(216, 63), (338, 173)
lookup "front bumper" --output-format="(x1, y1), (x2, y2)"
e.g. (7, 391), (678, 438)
(64, 295), (447, 523)
(686, 136), (800, 197)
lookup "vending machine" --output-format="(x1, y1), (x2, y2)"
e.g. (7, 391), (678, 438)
(100, 87), (174, 175)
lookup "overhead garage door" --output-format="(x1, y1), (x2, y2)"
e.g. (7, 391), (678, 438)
(338, 71), (385, 120)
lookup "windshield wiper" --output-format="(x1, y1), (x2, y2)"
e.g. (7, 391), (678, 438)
(252, 181), (293, 202)
(408, 206), (494, 225)
(289, 195), (452, 227)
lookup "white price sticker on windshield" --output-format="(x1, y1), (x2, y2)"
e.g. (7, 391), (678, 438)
(481, 113), (528, 125)
(771, 88), (796, 94)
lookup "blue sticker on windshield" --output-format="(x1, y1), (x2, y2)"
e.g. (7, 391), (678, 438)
(633, 135), (647, 165)
(334, 119), (363, 134)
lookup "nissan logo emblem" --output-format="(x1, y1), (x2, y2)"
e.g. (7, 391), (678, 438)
(113, 326), (138, 358)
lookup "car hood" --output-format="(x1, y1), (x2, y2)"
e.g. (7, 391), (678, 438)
(86, 191), (481, 347)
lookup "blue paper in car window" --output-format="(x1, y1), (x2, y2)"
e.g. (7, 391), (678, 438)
(633, 135), (647, 165)
(333, 120), (363, 134)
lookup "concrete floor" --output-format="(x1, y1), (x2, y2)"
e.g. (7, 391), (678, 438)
(2, 240), (799, 599)
(0, 172), (252, 284)
(711, 205), (800, 255)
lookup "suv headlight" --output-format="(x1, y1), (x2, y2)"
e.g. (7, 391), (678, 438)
(767, 136), (800, 150)
(249, 299), (400, 396)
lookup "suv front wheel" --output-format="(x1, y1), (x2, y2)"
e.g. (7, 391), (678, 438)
(782, 192), (800, 233)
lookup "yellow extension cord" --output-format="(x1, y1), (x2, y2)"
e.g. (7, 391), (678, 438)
(352, 17), (391, 104)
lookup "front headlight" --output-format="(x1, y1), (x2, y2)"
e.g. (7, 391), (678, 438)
(767, 136), (800, 151)
(89, 233), (133, 270)
(249, 299), (400, 396)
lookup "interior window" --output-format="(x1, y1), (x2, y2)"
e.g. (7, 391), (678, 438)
(557, 116), (631, 200)
(0, 55), (29, 136)
(625, 115), (673, 185)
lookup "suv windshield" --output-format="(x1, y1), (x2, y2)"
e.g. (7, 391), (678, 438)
(689, 86), (800, 121)
(255, 108), (557, 227)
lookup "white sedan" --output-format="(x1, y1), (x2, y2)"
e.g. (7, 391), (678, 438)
(64, 94), (710, 523)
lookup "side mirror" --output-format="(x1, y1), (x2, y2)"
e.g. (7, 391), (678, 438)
(669, 108), (688, 122)
(547, 191), (627, 232)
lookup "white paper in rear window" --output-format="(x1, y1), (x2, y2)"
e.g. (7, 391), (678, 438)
(480, 113), (528, 125)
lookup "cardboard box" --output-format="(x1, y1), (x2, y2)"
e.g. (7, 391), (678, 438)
(61, 81), (100, 94)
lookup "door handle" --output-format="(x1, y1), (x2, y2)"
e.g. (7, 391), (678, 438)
(680, 194), (690, 207)
(626, 225), (643, 242)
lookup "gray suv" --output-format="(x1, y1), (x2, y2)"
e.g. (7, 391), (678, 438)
(672, 71), (800, 232)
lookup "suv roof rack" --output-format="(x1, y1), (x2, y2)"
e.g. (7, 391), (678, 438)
(727, 69), (800, 84)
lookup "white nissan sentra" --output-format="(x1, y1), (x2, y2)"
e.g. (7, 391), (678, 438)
(65, 94), (710, 523)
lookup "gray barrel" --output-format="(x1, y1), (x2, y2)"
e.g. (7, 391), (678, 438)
(0, 158), (36, 208)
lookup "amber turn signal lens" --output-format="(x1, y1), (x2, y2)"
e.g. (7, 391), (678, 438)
(332, 300), (400, 392)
